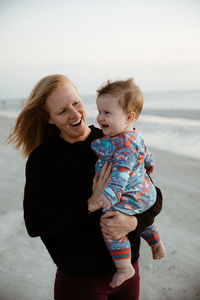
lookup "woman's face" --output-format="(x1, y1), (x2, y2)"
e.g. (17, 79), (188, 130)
(46, 83), (90, 143)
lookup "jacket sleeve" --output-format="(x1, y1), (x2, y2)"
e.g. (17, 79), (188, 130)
(103, 147), (137, 205)
(23, 150), (89, 238)
(134, 185), (163, 235)
(144, 145), (155, 174)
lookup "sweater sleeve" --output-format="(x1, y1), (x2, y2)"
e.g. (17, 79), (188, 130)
(23, 150), (89, 238)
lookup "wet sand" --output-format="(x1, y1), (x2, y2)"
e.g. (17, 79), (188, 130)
(0, 116), (200, 300)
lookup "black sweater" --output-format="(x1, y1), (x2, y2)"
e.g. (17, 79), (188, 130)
(23, 125), (162, 276)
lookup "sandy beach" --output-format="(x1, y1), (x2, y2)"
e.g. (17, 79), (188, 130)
(0, 116), (200, 300)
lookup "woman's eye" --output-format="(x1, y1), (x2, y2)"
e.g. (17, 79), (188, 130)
(74, 101), (79, 105)
(58, 109), (66, 115)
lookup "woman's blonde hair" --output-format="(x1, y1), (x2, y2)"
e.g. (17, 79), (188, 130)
(7, 74), (74, 157)
(97, 78), (143, 120)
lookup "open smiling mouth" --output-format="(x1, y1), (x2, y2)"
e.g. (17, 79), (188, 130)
(102, 124), (109, 129)
(70, 117), (82, 127)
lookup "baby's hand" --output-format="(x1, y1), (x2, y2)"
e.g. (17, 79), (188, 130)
(97, 194), (112, 210)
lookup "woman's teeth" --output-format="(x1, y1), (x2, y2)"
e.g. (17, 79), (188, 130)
(70, 118), (82, 126)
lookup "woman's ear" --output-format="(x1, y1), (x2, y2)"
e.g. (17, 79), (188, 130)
(44, 104), (54, 124)
(127, 111), (135, 121)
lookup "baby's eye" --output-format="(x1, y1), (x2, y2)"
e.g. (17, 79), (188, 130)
(105, 111), (110, 114)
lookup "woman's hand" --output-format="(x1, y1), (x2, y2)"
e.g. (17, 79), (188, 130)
(88, 162), (112, 213)
(100, 210), (138, 239)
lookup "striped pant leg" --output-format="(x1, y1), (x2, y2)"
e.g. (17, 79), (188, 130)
(141, 223), (160, 246)
(104, 236), (132, 261)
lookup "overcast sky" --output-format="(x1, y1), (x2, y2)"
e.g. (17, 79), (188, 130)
(0, 0), (200, 98)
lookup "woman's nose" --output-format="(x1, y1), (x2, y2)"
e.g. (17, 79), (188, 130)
(70, 107), (79, 118)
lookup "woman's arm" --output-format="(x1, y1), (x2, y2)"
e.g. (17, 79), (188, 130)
(24, 150), (91, 238)
(24, 150), (112, 238)
(100, 210), (138, 239)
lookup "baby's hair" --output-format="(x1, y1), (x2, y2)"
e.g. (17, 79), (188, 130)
(96, 78), (143, 120)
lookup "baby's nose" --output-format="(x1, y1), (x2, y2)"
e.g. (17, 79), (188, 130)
(97, 113), (103, 122)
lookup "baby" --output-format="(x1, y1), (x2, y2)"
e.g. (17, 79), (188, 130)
(91, 79), (165, 288)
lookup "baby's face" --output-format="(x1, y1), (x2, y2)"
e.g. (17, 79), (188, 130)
(96, 94), (131, 137)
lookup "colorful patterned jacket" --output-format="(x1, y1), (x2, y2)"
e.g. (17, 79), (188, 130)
(91, 129), (156, 215)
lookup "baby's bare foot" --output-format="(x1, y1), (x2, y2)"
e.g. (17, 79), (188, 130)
(151, 240), (166, 260)
(109, 265), (135, 288)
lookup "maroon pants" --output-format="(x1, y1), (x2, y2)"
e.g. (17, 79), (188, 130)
(54, 261), (140, 300)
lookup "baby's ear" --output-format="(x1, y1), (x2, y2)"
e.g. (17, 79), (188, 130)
(127, 111), (135, 121)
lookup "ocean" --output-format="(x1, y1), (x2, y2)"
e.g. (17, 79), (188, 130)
(1, 90), (200, 160)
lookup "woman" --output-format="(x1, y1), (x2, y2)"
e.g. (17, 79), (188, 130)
(8, 74), (162, 299)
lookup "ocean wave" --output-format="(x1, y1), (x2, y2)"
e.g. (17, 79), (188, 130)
(1, 107), (199, 160)
(139, 115), (200, 127)
(86, 109), (200, 160)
